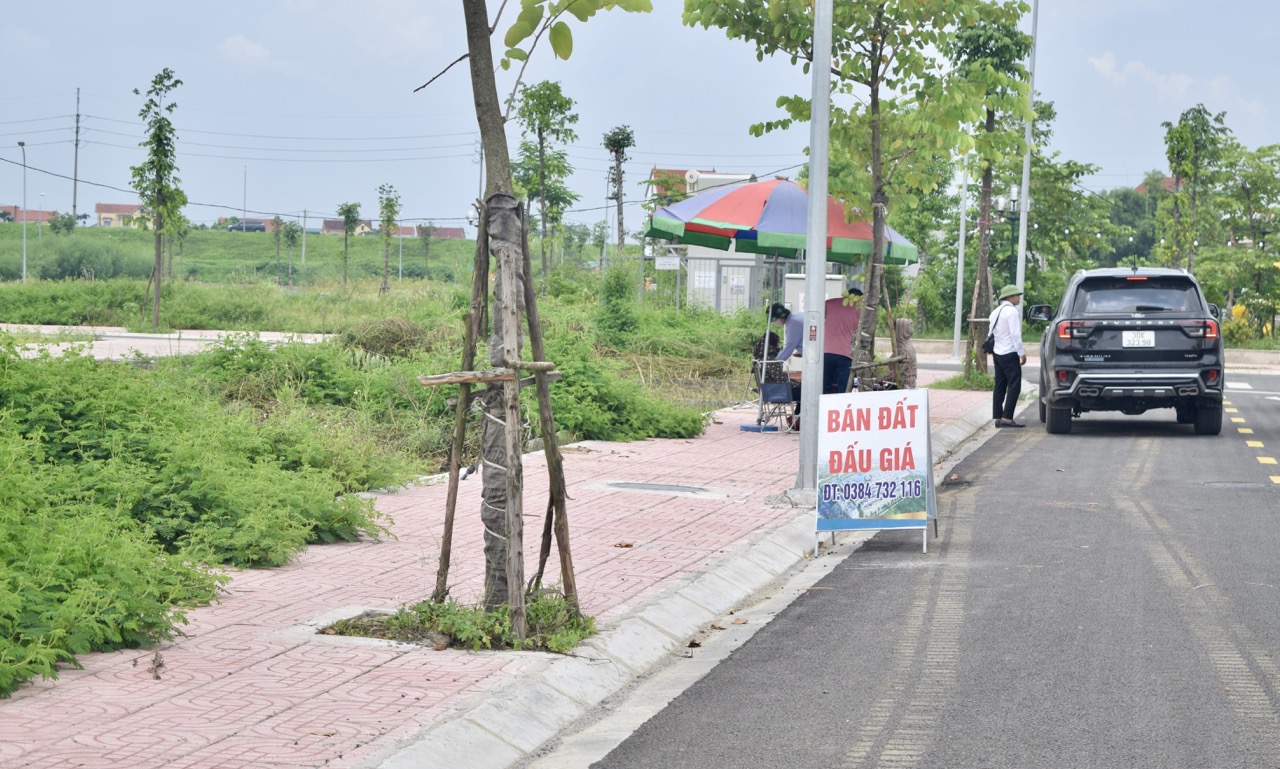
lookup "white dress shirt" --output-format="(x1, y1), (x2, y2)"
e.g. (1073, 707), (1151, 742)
(989, 300), (1024, 356)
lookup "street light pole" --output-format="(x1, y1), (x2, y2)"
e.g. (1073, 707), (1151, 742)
(17, 141), (27, 283)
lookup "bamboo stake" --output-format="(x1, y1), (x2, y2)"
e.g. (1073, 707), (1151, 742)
(433, 204), (490, 603)
(520, 208), (578, 606)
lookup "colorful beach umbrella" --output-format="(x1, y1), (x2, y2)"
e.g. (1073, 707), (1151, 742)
(644, 178), (918, 265)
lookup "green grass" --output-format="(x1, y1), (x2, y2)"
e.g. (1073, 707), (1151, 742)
(321, 594), (596, 653)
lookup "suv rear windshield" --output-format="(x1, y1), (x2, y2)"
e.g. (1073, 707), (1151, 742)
(1073, 277), (1201, 315)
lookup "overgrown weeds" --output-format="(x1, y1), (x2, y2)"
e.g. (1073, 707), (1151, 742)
(322, 593), (595, 654)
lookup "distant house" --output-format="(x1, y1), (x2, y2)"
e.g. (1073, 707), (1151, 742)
(646, 167), (753, 205)
(1136, 177), (1178, 195)
(426, 225), (465, 240)
(374, 224), (467, 239)
(1, 205), (57, 224)
(95, 202), (145, 228)
(322, 218), (373, 236)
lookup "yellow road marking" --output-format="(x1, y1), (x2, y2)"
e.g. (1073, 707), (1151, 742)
(1226, 407), (1239, 413)
(1232, 417), (1247, 423)
(1247, 441), (1265, 448)
(1272, 476), (1280, 485)
(1258, 457), (1278, 466)
(1239, 428), (1255, 434)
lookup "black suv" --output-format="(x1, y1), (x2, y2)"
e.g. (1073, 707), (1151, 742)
(1028, 267), (1224, 435)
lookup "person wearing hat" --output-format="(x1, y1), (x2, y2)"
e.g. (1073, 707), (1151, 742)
(989, 284), (1027, 427)
(823, 282), (863, 394)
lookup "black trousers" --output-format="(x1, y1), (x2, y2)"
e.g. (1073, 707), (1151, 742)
(991, 352), (1022, 420)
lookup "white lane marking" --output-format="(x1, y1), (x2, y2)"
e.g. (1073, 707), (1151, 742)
(1227, 382), (1254, 389)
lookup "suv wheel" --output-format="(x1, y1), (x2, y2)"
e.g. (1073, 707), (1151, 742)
(1194, 404), (1223, 436)
(1046, 405), (1072, 434)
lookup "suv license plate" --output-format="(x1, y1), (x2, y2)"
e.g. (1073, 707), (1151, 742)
(1123, 330), (1155, 348)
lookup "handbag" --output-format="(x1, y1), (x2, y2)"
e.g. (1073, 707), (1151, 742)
(982, 305), (1006, 355)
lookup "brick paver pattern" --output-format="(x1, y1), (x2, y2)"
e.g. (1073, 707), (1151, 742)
(0, 385), (985, 769)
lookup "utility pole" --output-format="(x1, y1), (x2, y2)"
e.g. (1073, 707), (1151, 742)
(18, 141), (27, 283)
(72, 88), (81, 220)
(301, 209), (307, 264)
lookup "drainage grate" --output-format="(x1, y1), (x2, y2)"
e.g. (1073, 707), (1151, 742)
(608, 481), (709, 494)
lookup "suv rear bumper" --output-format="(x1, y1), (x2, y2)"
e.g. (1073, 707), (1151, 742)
(1047, 370), (1223, 409)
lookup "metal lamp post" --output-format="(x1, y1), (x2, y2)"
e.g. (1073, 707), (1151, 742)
(17, 141), (26, 283)
(995, 188), (1020, 285)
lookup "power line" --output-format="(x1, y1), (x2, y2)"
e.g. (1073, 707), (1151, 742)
(83, 114), (478, 142)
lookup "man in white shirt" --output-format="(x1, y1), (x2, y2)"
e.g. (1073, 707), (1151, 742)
(989, 284), (1027, 428)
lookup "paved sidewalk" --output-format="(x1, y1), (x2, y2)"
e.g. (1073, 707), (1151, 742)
(3, 323), (327, 360)
(0, 364), (992, 768)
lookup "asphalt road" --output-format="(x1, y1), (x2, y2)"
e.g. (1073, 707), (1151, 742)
(577, 372), (1280, 769)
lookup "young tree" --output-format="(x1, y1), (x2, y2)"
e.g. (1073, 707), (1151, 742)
(950, 19), (1031, 367)
(684, 0), (1027, 366)
(272, 215), (285, 285)
(418, 221), (435, 280)
(129, 68), (188, 328)
(514, 81), (580, 278)
(337, 202), (361, 287)
(513, 143), (579, 266)
(48, 212), (77, 235)
(602, 125), (635, 258)
(440, 0), (651, 636)
(378, 184), (401, 295)
(282, 220), (301, 286)
(1162, 104), (1231, 272)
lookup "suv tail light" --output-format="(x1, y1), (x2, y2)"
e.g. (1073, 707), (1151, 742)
(1057, 320), (1094, 339)
(1181, 319), (1219, 338)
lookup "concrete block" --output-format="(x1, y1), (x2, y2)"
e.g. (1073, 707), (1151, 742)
(377, 717), (523, 769)
(540, 653), (631, 708)
(636, 591), (718, 643)
(680, 570), (755, 616)
(740, 538), (803, 577)
(577, 617), (681, 676)
(461, 678), (583, 753)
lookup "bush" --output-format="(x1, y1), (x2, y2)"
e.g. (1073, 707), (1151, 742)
(1221, 316), (1255, 347)
(0, 417), (224, 697)
(542, 335), (707, 441)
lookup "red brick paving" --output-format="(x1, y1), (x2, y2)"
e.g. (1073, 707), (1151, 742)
(0, 390), (986, 769)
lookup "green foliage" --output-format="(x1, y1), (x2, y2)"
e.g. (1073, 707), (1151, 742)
(594, 265), (638, 345)
(1221, 316), (1255, 346)
(325, 593), (595, 653)
(38, 239), (152, 281)
(499, 0), (653, 69)
(48, 213), (81, 236)
(929, 369), (995, 391)
(130, 68), (188, 235)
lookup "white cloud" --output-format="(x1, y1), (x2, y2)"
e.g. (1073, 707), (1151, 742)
(217, 35), (295, 73)
(1088, 51), (1265, 124)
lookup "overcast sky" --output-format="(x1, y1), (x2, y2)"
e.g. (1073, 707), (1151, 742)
(2, 1), (1278, 233)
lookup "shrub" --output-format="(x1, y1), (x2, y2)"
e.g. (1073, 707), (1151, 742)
(1222, 316), (1254, 347)
(0, 418), (224, 697)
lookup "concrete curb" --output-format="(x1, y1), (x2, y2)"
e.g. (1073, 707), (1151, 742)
(366, 396), (996, 769)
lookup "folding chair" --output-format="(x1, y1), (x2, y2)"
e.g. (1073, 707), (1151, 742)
(753, 358), (797, 433)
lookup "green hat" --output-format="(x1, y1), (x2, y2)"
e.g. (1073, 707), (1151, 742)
(997, 284), (1022, 301)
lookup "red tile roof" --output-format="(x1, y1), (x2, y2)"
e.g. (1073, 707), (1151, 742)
(2, 205), (57, 223)
(95, 202), (141, 214)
